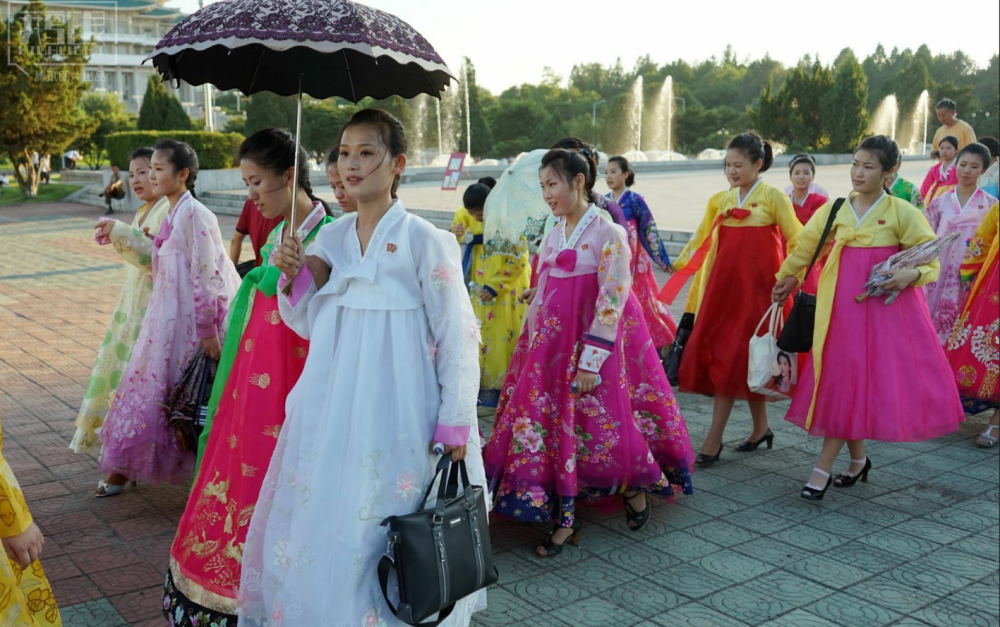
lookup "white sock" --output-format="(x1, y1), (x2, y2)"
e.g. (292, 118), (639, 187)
(805, 467), (830, 491)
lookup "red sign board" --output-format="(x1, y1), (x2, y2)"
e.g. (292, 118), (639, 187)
(441, 153), (467, 190)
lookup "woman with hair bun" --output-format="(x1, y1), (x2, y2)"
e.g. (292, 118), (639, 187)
(921, 135), (960, 204)
(484, 149), (694, 558)
(163, 129), (335, 626)
(677, 132), (803, 466)
(923, 142), (998, 343)
(451, 176), (529, 406)
(98, 139), (239, 493)
(605, 155), (677, 350)
(773, 135), (963, 500)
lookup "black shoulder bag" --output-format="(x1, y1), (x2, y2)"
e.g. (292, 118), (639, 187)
(777, 198), (845, 353)
(378, 456), (499, 626)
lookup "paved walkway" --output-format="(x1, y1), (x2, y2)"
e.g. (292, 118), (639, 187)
(0, 202), (996, 627)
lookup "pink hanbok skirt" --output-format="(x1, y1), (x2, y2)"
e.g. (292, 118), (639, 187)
(787, 246), (964, 441)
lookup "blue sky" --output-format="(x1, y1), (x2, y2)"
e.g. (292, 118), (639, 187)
(163, 0), (1000, 94)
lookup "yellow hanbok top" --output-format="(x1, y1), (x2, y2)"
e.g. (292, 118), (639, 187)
(451, 207), (530, 403)
(777, 193), (940, 426)
(1, 417), (62, 626)
(959, 202), (999, 317)
(674, 189), (727, 314)
(674, 183), (802, 313)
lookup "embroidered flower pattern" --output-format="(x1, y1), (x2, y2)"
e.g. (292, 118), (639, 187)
(429, 263), (459, 290)
(395, 470), (421, 500)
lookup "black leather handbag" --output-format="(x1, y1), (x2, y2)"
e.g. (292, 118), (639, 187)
(663, 312), (695, 385)
(378, 456), (499, 626)
(777, 198), (844, 353)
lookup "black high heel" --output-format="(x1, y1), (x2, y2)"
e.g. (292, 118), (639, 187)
(623, 492), (650, 532)
(801, 470), (833, 501)
(833, 457), (872, 488)
(695, 445), (723, 467)
(735, 429), (774, 452)
(536, 519), (583, 558)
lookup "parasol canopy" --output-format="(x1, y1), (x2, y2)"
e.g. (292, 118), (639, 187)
(483, 150), (550, 251)
(144, 0), (455, 101)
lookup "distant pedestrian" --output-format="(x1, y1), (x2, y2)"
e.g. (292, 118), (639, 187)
(101, 163), (126, 215)
(932, 99), (977, 154)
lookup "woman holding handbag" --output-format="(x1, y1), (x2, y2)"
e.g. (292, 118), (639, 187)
(773, 136), (964, 500)
(675, 133), (803, 466)
(238, 109), (487, 626)
(97, 139), (239, 493)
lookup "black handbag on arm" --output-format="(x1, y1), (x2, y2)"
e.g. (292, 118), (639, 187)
(663, 312), (695, 385)
(777, 198), (845, 353)
(378, 456), (499, 626)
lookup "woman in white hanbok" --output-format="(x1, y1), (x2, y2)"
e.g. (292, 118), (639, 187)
(239, 109), (487, 626)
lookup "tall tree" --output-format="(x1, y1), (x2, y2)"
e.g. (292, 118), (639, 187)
(0, 0), (92, 196)
(78, 93), (135, 169)
(823, 50), (869, 152)
(138, 75), (195, 131)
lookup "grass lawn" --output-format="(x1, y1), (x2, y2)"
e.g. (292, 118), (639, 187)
(0, 182), (83, 207)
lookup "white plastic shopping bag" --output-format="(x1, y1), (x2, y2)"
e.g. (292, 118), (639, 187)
(748, 303), (798, 399)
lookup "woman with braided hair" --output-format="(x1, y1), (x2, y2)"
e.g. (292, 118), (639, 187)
(164, 129), (335, 626)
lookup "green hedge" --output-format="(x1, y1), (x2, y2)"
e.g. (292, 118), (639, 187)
(105, 131), (245, 170)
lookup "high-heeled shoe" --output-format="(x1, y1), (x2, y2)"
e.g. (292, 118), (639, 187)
(695, 445), (723, 467)
(833, 457), (872, 487)
(735, 429), (774, 452)
(800, 469), (832, 501)
(623, 492), (650, 532)
(536, 518), (583, 558)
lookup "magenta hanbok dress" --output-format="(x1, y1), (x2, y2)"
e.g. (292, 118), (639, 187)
(924, 187), (998, 343)
(99, 192), (239, 484)
(484, 206), (695, 527)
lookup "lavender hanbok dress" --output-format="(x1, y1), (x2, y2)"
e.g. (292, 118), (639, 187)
(99, 191), (239, 484)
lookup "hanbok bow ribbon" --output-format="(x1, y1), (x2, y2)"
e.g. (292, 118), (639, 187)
(325, 258), (378, 295)
(657, 207), (751, 304)
(549, 249), (578, 272)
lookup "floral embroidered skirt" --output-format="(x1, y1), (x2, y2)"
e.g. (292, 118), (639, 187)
(946, 258), (1000, 413)
(166, 291), (309, 618)
(484, 273), (695, 527)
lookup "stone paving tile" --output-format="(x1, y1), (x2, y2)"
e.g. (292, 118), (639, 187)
(1, 204), (997, 626)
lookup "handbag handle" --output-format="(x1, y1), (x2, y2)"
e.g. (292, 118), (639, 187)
(416, 456), (475, 516)
(797, 198), (845, 291)
(753, 302), (784, 340)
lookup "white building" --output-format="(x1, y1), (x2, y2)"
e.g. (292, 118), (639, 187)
(8, 0), (209, 116)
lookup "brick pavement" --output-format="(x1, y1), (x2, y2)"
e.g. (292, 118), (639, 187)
(0, 202), (997, 627)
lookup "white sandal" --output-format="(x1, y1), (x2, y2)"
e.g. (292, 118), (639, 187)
(976, 425), (998, 448)
(95, 479), (135, 498)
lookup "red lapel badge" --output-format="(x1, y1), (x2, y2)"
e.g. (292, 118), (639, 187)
(878, 220), (886, 225)
(386, 243), (397, 253)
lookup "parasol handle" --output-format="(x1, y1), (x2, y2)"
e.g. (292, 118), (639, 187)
(281, 74), (304, 298)
(289, 72), (304, 239)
